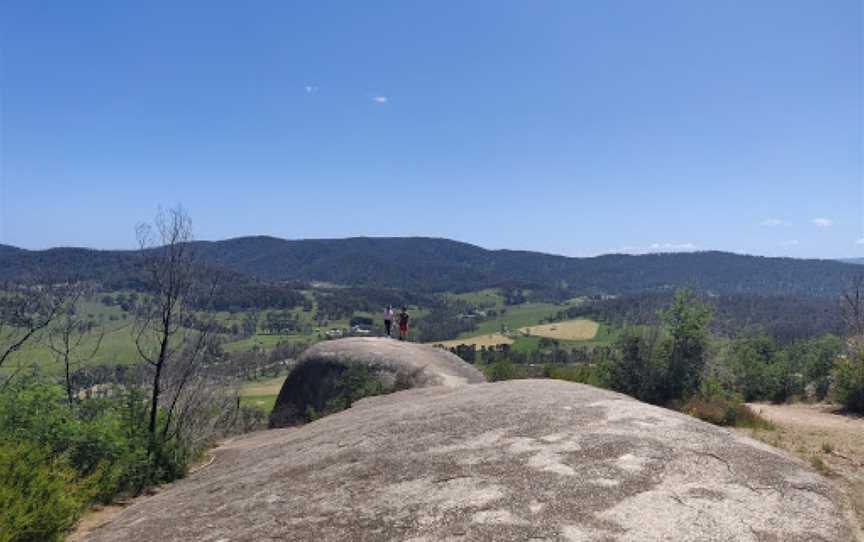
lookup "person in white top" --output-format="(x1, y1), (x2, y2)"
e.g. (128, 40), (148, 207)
(383, 305), (394, 337)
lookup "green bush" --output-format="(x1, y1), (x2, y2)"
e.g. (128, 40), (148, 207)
(0, 379), (194, 541)
(543, 363), (597, 385)
(0, 379), (190, 503)
(303, 365), (388, 422)
(0, 440), (84, 542)
(832, 353), (864, 413)
(790, 334), (841, 401)
(483, 360), (528, 382)
(607, 330), (664, 403)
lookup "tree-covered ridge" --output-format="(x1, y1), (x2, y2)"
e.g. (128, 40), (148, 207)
(1, 237), (861, 298)
(557, 292), (843, 343)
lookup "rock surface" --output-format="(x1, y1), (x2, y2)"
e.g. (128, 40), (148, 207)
(88, 380), (853, 541)
(269, 337), (486, 427)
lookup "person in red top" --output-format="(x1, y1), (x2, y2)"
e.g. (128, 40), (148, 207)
(398, 306), (410, 341)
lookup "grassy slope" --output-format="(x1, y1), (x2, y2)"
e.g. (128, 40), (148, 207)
(239, 373), (287, 412)
(6, 288), (604, 381)
(459, 303), (562, 337)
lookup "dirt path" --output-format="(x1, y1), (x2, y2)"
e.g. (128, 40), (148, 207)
(743, 402), (864, 541)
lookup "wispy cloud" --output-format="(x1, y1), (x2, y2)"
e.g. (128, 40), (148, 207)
(649, 242), (696, 251)
(781, 239), (799, 246)
(759, 218), (787, 227)
(371, 96), (388, 104)
(615, 242), (697, 254)
(812, 218), (833, 228)
(304, 85), (319, 94)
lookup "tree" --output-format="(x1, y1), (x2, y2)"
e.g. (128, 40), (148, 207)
(726, 335), (785, 402)
(834, 276), (864, 412)
(44, 284), (105, 406)
(133, 206), (217, 439)
(242, 311), (259, 337)
(0, 283), (68, 388)
(657, 288), (713, 402)
(832, 351), (864, 413)
(842, 274), (864, 346)
(609, 326), (662, 403)
(788, 334), (841, 400)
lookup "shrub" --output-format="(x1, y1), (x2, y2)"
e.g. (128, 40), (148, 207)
(280, 363), (391, 423)
(483, 360), (528, 382)
(683, 376), (773, 429)
(0, 379), (192, 503)
(791, 334), (841, 401)
(0, 440), (84, 542)
(684, 397), (773, 429)
(543, 363), (594, 384)
(832, 353), (864, 413)
(315, 365), (387, 419)
(607, 330), (664, 403)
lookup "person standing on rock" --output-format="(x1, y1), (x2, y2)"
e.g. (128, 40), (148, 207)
(383, 305), (394, 337)
(398, 306), (410, 341)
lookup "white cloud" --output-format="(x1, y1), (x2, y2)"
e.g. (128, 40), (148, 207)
(759, 218), (787, 227)
(372, 96), (388, 103)
(615, 242), (697, 254)
(856, 238), (864, 245)
(649, 242), (696, 251)
(305, 85), (319, 94)
(781, 239), (799, 246)
(812, 218), (833, 227)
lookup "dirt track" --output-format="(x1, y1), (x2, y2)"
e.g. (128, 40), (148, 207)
(744, 403), (864, 540)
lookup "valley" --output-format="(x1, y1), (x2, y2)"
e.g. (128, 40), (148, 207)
(3, 236), (864, 541)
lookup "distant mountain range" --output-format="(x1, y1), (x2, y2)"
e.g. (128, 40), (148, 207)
(1, 236), (862, 298)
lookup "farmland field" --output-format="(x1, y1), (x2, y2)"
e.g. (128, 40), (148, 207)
(432, 333), (514, 349)
(2, 288), (592, 380)
(239, 373), (286, 412)
(459, 303), (564, 338)
(519, 319), (599, 341)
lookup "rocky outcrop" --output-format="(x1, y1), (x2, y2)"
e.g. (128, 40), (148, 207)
(88, 380), (853, 541)
(269, 338), (486, 428)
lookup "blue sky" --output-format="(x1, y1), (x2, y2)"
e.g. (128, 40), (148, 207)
(1, 1), (861, 258)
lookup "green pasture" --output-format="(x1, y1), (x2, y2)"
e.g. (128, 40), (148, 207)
(460, 303), (562, 338)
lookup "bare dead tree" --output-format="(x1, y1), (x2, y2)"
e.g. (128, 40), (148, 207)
(841, 274), (864, 342)
(157, 277), (221, 442)
(133, 206), (219, 440)
(44, 283), (105, 406)
(160, 335), (241, 448)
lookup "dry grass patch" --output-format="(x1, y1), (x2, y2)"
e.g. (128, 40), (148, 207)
(740, 403), (864, 539)
(519, 319), (599, 341)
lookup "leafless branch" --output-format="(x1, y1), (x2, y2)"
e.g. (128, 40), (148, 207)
(841, 275), (864, 348)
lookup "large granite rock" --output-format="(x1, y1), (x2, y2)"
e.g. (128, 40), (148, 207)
(88, 380), (853, 541)
(269, 337), (486, 428)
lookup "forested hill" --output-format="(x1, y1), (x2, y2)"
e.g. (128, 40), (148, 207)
(1, 236), (860, 298)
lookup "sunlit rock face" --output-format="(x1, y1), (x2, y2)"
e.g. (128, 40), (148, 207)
(268, 337), (486, 428)
(89, 379), (852, 542)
